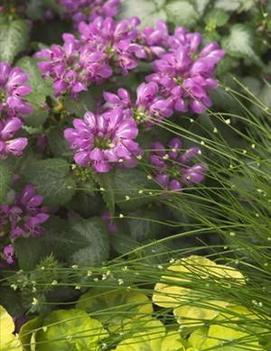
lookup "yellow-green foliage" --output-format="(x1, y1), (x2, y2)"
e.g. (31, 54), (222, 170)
(0, 305), (23, 351)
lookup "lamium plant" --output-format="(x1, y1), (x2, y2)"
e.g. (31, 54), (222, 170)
(0, 0), (270, 351)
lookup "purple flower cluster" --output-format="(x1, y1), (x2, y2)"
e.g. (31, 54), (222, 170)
(35, 17), (146, 97)
(0, 62), (32, 158)
(145, 26), (224, 114)
(0, 185), (49, 265)
(149, 137), (207, 191)
(59, 0), (120, 26)
(35, 18), (223, 108)
(102, 82), (173, 127)
(98, 25), (224, 127)
(64, 109), (141, 172)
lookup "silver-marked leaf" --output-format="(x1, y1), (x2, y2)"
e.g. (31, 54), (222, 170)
(0, 17), (29, 63)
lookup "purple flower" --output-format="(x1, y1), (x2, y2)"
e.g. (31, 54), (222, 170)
(64, 109), (142, 173)
(140, 20), (169, 58)
(59, 0), (120, 25)
(134, 82), (173, 125)
(35, 33), (112, 97)
(78, 17), (146, 74)
(149, 137), (207, 191)
(2, 244), (15, 265)
(101, 211), (117, 233)
(102, 82), (173, 127)
(0, 185), (49, 240)
(0, 117), (28, 159)
(147, 31), (224, 114)
(35, 16), (147, 97)
(0, 62), (32, 118)
(0, 185), (49, 265)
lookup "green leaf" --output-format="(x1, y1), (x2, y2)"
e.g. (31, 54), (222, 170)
(69, 217), (110, 266)
(194, 0), (210, 15)
(47, 127), (71, 157)
(14, 237), (43, 270)
(0, 18), (29, 63)
(70, 191), (102, 218)
(17, 57), (53, 127)
(26, 0), (45, 20)
(222, 24), (262, 64)
(15, 216), (86, 269)
(111, 233), (139, 255)
(0, 287), (24, 317)
(62, 90), (96, 116)
(35, 309), (108, 351)
(22, 158), (75, 207)
(204, 9), (230, 28)
(165, 1), (199, 28)
(92, 172), (115, 214)
(119, 0), (167, 27)
(215, 0), (254, 11)
(112, 168), (156, 211)
(215, 0), (241, 11)
(126, 209), (162, 242)
(0, 163), (11, 203)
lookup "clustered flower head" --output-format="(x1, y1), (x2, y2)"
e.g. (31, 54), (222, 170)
(0, 62), (32, 117)
(96, 24), (224, 128)
(146, 28), (225, 114)
(0, 185), (49, 265)
(64, 109), (142, 173)
(49, 19), (223, 184)
(59, 0), (120, 26)
(35, 33), (112, 97)
(36, 16), (147, 97)
(102, 82), (173, 127)
(149, 137), (207, 191)
(0, 62), (32, 159)
(35, 18), (224, 110)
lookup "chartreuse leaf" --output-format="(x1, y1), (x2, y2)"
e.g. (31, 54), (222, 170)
(173, 299), (229, 328)
(0, 17), (29, 63)
(160, 332), (185, 351)
(0, 163), (11, 202)
(165, 1), (199, 28)
(113, 318), (166, 351)
(22, 158), (75, 207)
(19, 316), (42, 351)
(188, 306), (264, 350)
(152, 255), (245, 327)
(0, 305), (23, 351)
(17, 57), (53, 127)
(35, 309), (108, 351)
(114, 319), (185, 351)
(76, 288), (153, 331)
(69, 217), (110, 266)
